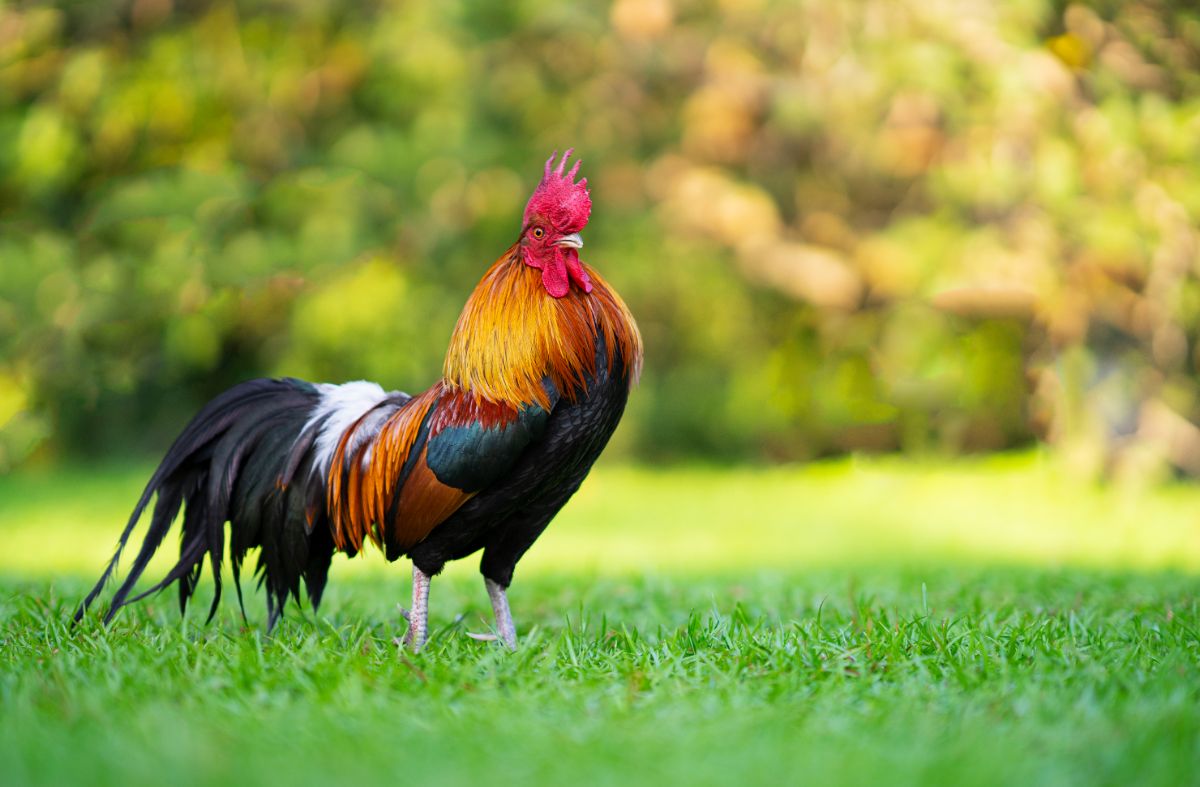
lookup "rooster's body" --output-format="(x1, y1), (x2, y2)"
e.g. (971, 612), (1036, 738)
(76, 151), (642, 650)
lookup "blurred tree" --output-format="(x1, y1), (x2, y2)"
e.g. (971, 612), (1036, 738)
(0, 0), (1198, 474)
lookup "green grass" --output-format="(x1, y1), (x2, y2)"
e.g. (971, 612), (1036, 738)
(2, 454), (1199, 786)
(5, 452), (1200, 577)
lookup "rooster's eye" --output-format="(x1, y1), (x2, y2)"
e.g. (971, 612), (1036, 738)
(532, 227), (545, 239)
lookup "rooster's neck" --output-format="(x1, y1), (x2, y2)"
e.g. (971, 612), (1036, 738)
(441, 245), (641, 409)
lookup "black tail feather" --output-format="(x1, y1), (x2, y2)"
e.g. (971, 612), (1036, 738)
(123, 533), (207, 609)
(75, 378), (334, 627)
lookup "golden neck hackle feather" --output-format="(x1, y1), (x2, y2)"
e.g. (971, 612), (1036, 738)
(442, 247), (643, 410)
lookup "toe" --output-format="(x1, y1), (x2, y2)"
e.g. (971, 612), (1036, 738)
(466, 631), (499, 641)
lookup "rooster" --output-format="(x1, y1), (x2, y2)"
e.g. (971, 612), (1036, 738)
(74, 150), (642, 651)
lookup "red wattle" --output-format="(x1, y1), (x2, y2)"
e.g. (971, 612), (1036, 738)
(562, 248), (592, 293)
(541, 257), (570, 298)
(522, 246), (589, 298)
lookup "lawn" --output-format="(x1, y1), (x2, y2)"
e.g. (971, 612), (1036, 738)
(2, 453), (1199, 786)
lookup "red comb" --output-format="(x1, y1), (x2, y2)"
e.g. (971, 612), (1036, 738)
(523, 148), (592, 233)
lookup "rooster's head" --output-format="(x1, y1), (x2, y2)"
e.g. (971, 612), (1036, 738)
(520, 149), (592, 298)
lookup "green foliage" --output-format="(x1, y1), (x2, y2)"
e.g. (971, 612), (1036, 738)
(1, 1), (1200, 466)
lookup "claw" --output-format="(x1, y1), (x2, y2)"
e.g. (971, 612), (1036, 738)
(466, 631), (499, 642)
(398, 605), (411, 622)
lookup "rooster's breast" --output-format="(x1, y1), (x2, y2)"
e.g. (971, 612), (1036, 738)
(406, 337), (634, 581)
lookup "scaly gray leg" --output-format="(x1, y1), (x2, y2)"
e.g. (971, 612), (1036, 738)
(467, 577), (518, 650)
(400, 564), (431, 652)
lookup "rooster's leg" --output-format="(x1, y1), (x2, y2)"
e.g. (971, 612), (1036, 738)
(400, 564), (431, 652)
(467, 577), (518, 649)
(487, 578), (518, 650)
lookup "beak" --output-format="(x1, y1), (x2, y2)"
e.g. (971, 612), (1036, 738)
(554, 232), (584, 249)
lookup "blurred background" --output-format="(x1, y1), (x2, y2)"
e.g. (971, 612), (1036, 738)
(1, 0), (1199, 484)
(6, 9), (1200, 782)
